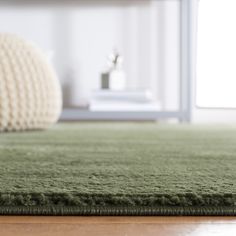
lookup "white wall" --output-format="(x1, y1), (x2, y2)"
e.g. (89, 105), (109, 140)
(0, 0), (181, 110)
(0, 7), (56, 51)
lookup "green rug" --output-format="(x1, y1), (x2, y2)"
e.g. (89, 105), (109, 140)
(0, 122), (236, 216)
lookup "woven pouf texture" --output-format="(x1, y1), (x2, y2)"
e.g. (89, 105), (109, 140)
(0, 34), (62, 131)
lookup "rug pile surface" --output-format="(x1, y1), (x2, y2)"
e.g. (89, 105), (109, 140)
(0, 123), (236, 215)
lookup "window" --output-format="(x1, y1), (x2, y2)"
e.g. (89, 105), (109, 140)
(197, 0), (236, 108)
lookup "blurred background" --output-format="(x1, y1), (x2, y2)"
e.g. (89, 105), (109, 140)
(1, 0), (236, 123)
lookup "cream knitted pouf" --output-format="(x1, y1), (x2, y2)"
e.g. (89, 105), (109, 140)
(0, 34), (62, 131)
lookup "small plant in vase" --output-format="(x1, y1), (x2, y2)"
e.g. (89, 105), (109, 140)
(101, 50), (126, 91)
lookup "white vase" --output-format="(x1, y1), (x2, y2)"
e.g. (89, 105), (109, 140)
(109, 69), (126, 91)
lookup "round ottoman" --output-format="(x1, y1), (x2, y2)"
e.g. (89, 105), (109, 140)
(0, 34), (62, 131)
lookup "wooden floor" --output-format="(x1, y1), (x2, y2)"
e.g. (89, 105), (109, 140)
(0, 216), (236, 236)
